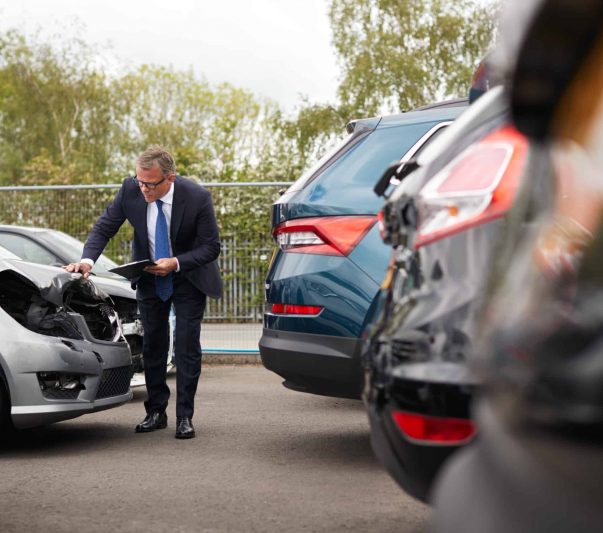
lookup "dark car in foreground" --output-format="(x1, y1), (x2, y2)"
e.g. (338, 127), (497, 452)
(433, 1), (603, 530)
(363, 86), (531, 501)
(259, 100), (467, 399)
(0, 245), (132, 432)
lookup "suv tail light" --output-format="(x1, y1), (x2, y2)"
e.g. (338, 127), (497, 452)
(391, 410), (477, 445)
(414, 126), (528, 249)
(271, 304), (323, 315)
(273, 216), (377, 256)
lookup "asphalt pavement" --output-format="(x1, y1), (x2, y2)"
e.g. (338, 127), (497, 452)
(0, 366), (429, 533)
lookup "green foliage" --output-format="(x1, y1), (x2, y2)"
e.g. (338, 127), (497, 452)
(113, 65), (215, 179)
(0, 1), (499, 187)
(278, 100), (347, 172)
(0, 31), (305, 188)
(328, 0), (498, 115)
(0, 31), (116, 184)
(0, 6), (499, 318)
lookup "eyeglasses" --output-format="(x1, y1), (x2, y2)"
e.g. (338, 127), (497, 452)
(133, 175), (167, 190)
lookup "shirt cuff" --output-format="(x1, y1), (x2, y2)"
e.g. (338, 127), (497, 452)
(81, 258), (95, 267)
(174, 258), (180, 272)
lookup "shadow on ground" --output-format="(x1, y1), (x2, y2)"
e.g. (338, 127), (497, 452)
(0, 420), (132, 457)
(254, 428), (379, 469)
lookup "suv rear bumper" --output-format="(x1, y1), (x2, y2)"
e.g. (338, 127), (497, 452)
(259, 328), (363, 399)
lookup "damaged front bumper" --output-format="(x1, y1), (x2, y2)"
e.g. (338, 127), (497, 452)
(7, 335), (132, 428)
(0, 260), (133, 429)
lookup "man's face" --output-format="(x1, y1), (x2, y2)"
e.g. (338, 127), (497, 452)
(135, 165), (175, 203)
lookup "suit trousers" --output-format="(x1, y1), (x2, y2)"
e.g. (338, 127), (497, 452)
(136, 272), (207, 419)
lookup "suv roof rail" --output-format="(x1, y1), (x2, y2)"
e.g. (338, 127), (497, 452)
(413, 98), (468, 111)
(346, 99), (467, 134)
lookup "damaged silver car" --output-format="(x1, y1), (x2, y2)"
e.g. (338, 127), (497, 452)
(0, 246), (132, 431)
(0, 225), (175, 386)
(0, 225), (145, 382)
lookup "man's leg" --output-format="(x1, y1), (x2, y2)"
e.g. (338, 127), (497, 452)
(137, 275), (172, 414)
(172, 275), (207, 419)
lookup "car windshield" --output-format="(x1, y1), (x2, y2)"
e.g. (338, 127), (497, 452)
(36, 230), (119, 274)
(0, 244), (21, 260)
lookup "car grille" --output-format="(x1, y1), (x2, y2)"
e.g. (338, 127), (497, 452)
(42, 388), (80, 400)
(96, 365), (132, 399)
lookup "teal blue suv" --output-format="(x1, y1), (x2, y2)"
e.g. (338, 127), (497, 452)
(259, 100), (467, 398)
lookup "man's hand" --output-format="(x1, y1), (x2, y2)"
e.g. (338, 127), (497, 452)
(145, 258), (178, 276)
(64, 262), (93, 279)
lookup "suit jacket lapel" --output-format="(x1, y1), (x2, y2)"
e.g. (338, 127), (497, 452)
(133, 190), (150, 258)
(171, 177), (185, 243)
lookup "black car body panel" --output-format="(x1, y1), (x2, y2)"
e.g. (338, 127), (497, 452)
(433, 1), (603, 528)
(363, 87), (531, 501)
(363, 229), (497, 502)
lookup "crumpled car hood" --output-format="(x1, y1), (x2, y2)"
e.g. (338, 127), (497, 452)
(88, 273), (136, 300)
(0, 258), (111, 306)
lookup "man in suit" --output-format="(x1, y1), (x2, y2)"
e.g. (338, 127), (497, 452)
(65, 146), (222, 439)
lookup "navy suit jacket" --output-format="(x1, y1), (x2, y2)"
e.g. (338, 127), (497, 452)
(82, 176), (222, 299)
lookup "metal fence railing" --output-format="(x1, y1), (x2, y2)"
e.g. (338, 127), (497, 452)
(0, 182), (291, 352)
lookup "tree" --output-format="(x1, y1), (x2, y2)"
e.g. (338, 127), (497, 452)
(328, 0), (498, 116)
(279, 100), (348, 173)
(111, 65), (216, 180)
(113, 65), (295, 183)
(0, 30), (118, 184)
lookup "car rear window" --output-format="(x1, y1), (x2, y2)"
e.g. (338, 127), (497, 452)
(287, 133), (356, 194)
(289, 121), (443, 212)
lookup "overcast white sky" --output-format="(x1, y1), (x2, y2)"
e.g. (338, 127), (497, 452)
(0, 0), (340, 112)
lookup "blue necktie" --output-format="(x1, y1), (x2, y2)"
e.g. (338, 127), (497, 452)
(155, 199), (173, 301)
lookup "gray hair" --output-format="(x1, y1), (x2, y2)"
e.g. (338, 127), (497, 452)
(136, 145), (176, 176)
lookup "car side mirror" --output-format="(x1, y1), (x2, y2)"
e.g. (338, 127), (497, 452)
(373, 159), (420, 198)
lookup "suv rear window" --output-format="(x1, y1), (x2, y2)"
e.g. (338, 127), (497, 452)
(296, 121), (439, 211)
(308, 122), (441, 193)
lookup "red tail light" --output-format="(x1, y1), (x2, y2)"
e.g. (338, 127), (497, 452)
(271, 304), (323, 315)
(414, 126), (528, 249)
(377, 209), (386, 241)
(273, 215), (377, 256)
(391, 410), (477, 445)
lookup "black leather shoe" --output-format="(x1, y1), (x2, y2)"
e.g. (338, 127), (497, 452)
(135, 411), (167, 433)
(175, 417), (195, 439)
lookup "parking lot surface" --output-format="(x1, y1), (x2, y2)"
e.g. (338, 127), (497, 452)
(0, 365), (429, 533)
